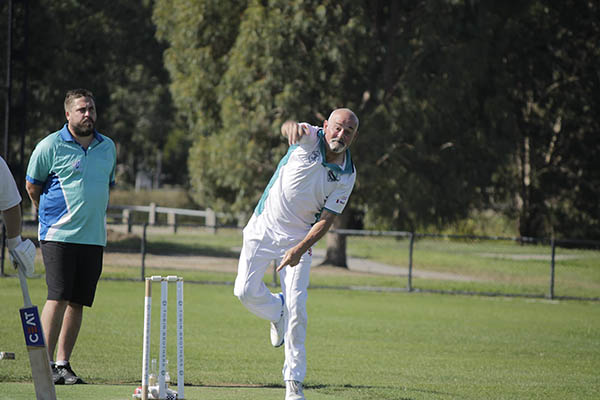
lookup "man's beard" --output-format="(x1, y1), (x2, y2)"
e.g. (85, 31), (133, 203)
(72, 120), (95, 136)
(329, 140), (346, 154)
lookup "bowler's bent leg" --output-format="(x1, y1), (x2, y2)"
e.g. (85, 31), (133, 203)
(234, 231), (283, 322)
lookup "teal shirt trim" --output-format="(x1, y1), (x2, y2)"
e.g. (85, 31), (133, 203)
(254, 144), (298, 216)
(317, 128), (354, 174)
(254, 129), (354, 218)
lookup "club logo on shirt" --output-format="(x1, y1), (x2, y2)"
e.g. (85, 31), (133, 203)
(72, 159), (82, 172)
(308, 150), (320, 163)
(327, 170), (340, 182)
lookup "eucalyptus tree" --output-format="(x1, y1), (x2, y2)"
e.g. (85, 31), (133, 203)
(153, 0), (600, 273)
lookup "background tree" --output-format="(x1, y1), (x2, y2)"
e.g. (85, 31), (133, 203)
(154, 0), (519, 265)
(4, 1), (597, 245)
(1, 0), (174, 187)
(494, 1), (600, 240)
(155, 0), (376, 264)
(153, 0), (599, 268)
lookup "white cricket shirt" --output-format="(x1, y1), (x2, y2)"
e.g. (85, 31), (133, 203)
(0, 156), (22, 211)
(254, 124), (356, 239)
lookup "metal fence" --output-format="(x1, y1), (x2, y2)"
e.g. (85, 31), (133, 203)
(103, 214), (599, 302)
(332, 229), (600, 301)
(2, 205), (599, 302)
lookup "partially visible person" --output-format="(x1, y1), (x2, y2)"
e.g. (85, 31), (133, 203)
(26, 88), (116, 385)
(0, 156), (36, 276)
(234, 108), (359, 400)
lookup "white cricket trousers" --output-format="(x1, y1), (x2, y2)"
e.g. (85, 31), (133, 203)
(234, 214), (312, 383)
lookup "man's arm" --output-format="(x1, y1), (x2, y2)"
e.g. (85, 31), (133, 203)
(276, 210), (337, 272)
(2, 203), (22, 239)
(3, 199), (36, 277)
(25, 181), (42, 210)
(281, 120), (310, 145)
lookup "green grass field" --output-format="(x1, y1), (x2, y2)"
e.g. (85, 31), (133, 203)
(0, 276), (599, 399)
(1, 227), (598, 399)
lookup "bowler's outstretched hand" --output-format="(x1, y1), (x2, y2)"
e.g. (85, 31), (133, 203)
(281, 121), (309, 145)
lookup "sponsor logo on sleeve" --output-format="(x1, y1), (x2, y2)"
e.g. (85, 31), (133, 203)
(336, 196), (348, 205)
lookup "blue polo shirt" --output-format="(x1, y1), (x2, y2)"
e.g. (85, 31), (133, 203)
(26, 124), (116, 246)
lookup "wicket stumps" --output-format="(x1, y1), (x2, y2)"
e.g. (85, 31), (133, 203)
(140, 276), (184, 400)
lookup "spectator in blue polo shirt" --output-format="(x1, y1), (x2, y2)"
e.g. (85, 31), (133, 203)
(26, 88), (116, 385)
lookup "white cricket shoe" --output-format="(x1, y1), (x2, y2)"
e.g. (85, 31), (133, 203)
(270, 293), (287, 347)
(285, 380), (305, 400)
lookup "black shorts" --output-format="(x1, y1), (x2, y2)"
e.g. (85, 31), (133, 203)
(40, 241), (104, 307)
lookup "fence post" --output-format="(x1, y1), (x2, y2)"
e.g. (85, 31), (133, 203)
(206, 208), (216, 234)
(168, 212), (177, 234)
(548, 238), (556, 299)
(408, 232), (415, 291)
(122, 209), (131, 233)
(149, 202), (156, 225)
(141, 222), (148, 281)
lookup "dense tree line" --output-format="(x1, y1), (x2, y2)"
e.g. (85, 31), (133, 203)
(2, 1), (598, 250)
(1, 0), (176, 187)
(154, 0), (599, 242)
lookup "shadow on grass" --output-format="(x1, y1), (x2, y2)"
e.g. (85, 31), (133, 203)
(311, 383), (456, 399)
(196, 382), (457, 399)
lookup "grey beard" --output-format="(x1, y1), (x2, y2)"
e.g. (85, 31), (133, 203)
(330, 141), (346, 153)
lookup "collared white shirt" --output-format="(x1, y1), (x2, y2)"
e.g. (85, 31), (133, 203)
(254, 124), (356, 239)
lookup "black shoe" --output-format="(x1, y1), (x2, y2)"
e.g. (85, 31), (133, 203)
(55, 362), (85, 385)
(51, 365), (65, 385)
